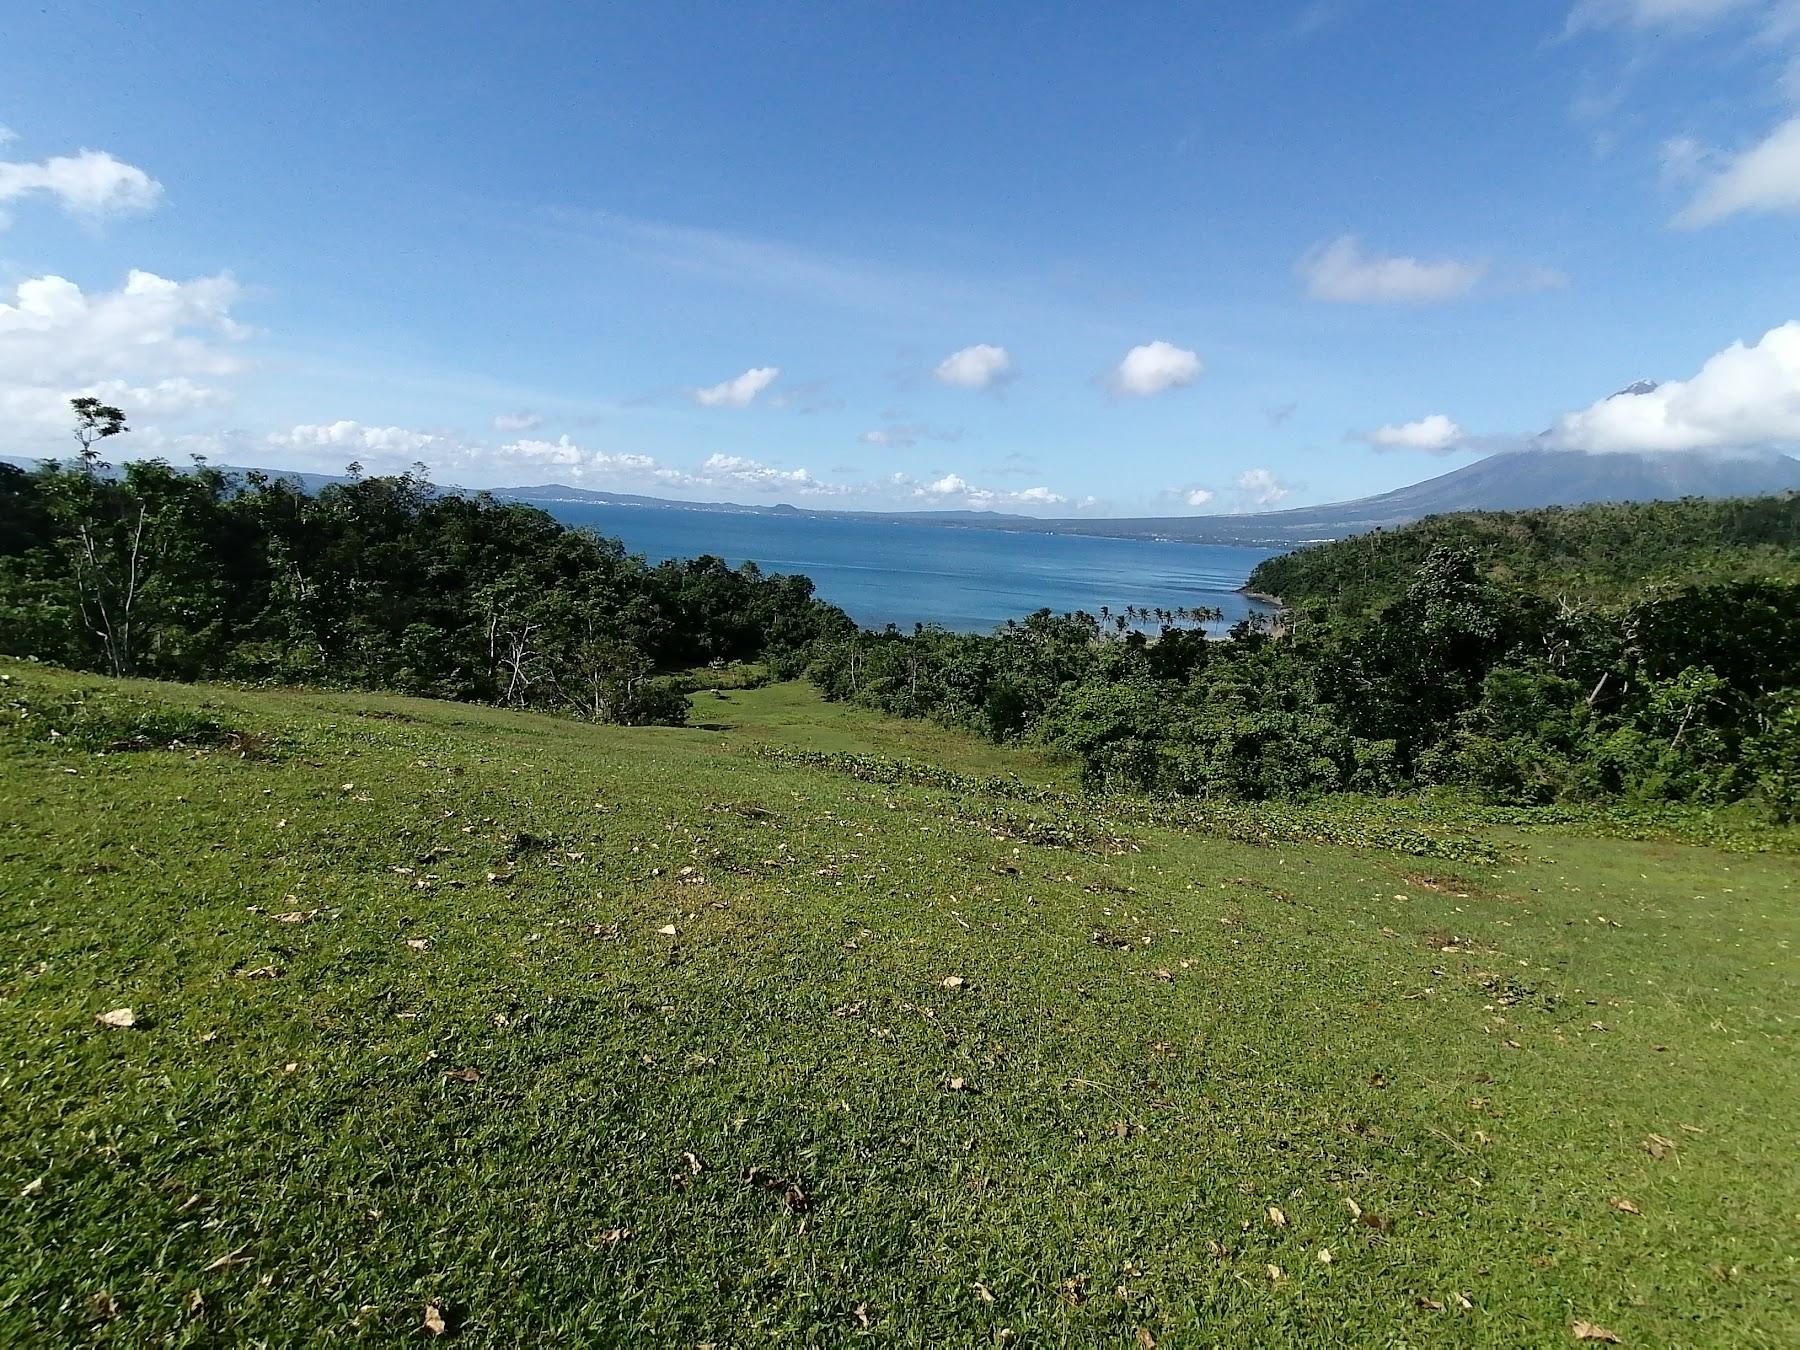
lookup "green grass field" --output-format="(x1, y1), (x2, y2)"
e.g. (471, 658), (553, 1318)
(3, 661), (1797, 1345)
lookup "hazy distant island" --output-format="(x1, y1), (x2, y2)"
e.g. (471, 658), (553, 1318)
(12, 444), (1795, 548)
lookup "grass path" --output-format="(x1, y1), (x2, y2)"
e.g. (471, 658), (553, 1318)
(2, 665), (1796, 1344)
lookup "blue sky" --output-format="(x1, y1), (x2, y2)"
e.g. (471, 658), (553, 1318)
(2, 0), (1798, 514)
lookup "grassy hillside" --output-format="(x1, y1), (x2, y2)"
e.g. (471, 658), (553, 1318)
(1246, 492), (1800, 613)
(3, 662), (1798, 1345)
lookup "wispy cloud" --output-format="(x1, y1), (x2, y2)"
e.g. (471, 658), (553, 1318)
(1291, 1), (1348, 39)
(690, 366), (780, 408)
(859, 422), (962, 449)
(0, 147), (162, 221)
(1565, 0), (1770, 38)
(1672, 114), (1800, 223)
(1296, 236), (1487, 304)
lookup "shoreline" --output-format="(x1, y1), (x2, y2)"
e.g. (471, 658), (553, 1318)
(1239, 588), (1285, 607)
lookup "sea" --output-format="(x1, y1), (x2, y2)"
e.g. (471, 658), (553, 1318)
(531, 500), (1280, 634)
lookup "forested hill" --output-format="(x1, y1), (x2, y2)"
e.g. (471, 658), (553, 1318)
(1246, 492), (1800, 615)
(0, 460), (853, 722)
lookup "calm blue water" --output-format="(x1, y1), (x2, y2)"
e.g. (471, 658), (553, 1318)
(532, 501), (1279, 634)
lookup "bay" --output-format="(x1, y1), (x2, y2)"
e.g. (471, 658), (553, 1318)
(531, 500), (1281, 634)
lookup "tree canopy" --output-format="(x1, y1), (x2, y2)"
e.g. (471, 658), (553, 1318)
(0, 456), (852, 725)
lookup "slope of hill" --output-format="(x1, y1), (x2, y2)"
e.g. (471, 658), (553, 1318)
(4, 661), (1799, 1344)
(1245, 491), (1800, 612)
(981, 449), (1800, 546)
(1304, 447), (1800, 523)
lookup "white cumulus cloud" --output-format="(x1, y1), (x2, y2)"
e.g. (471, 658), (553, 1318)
(0, 270), (247, 450)
(76, 377), (232, 417)
(694, 452), (848, 495)
(262, 425), (687, 485)
(1297, 235), (1487, 304)
(0, 148), (163, 220)
(1549, 319), (1800, 452)
(1183, 487), (1216, 506)
(1110, 340), (1203, 398)
(1361, 413), (1467, 452)
(691, 366), (780, 408)
(933, 343), (1014, 390)
(1674, 115), (1800, 226)
(1234, 468), (1293, 508)
(909, 470), (1074, 511)
(268, 421), (446, 463)
(499, 436), (658, 477)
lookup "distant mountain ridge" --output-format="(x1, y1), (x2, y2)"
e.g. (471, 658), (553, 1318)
(495, 449), (1800, 546)
(7, 447), (1798, 548)
(890, 448), (1800, 546)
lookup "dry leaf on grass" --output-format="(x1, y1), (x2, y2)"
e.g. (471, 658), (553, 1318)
(1136, 1328), (1157, 1349)
(96, 1007), (137, 1029)
(1317, 1248), (1334, 1264)
(1416, 1297), (1444, 1311)
(1571, 1322), (1621, 1343)
(657, 924), (678, 936)
(404, 938), (431, 951)
(423, 1301), (451, 1337)
(941, 976), (966, 990)
(1267, 1206), (1287, 1227)
(200, 1245), (253, 1273)
(443, 1067), (480, 1084)
(1641, 1134), (1676, 1160)
(1610, 1198), (1641, 1214)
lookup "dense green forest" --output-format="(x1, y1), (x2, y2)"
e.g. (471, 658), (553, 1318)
(1246, 492), (1800, 613)
(0, 452), (851, 725)
(803, 498), (1800, 818)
